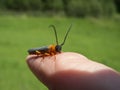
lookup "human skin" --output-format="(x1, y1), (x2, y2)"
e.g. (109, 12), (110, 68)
(26, 52), (120, 90)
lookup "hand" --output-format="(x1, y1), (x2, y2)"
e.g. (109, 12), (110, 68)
(26, 52), (120, 90)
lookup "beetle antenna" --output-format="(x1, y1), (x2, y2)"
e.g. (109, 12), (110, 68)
(49, 25), (59, 45)
(61, 24), (72, 46)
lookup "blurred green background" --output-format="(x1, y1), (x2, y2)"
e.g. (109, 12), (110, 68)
(0, 0), (120, 90)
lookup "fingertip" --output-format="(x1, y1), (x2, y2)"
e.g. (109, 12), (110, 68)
(26, 55), (35, 61)
(26, 55), (39, 66)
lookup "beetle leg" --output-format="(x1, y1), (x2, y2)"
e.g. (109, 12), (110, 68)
(35, 50), (41, 55)
(50, 52), (56, 60)
(44, 53), (50, 56)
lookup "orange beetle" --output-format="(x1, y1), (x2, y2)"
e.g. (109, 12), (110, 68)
(28, 24), (72, 57)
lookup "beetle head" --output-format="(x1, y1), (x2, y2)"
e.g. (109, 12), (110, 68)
(55, 45), (62, 52)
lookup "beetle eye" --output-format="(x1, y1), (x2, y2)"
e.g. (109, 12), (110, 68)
(55, 45), (61, 52)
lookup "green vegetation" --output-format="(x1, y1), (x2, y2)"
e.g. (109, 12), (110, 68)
(0, 0), (117, 17)
(64, 0), (116, 17)
(0, 16), (120, 90)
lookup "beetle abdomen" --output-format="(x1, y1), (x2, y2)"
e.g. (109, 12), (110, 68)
(28, 46), (49, 54)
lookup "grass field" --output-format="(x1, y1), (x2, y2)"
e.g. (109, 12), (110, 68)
(0, 15), (120, 90)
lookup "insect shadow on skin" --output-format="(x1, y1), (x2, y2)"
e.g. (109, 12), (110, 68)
(28, 24), (72, 59)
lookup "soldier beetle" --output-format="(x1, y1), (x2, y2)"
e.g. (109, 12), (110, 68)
(28, 24), (72, 57)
